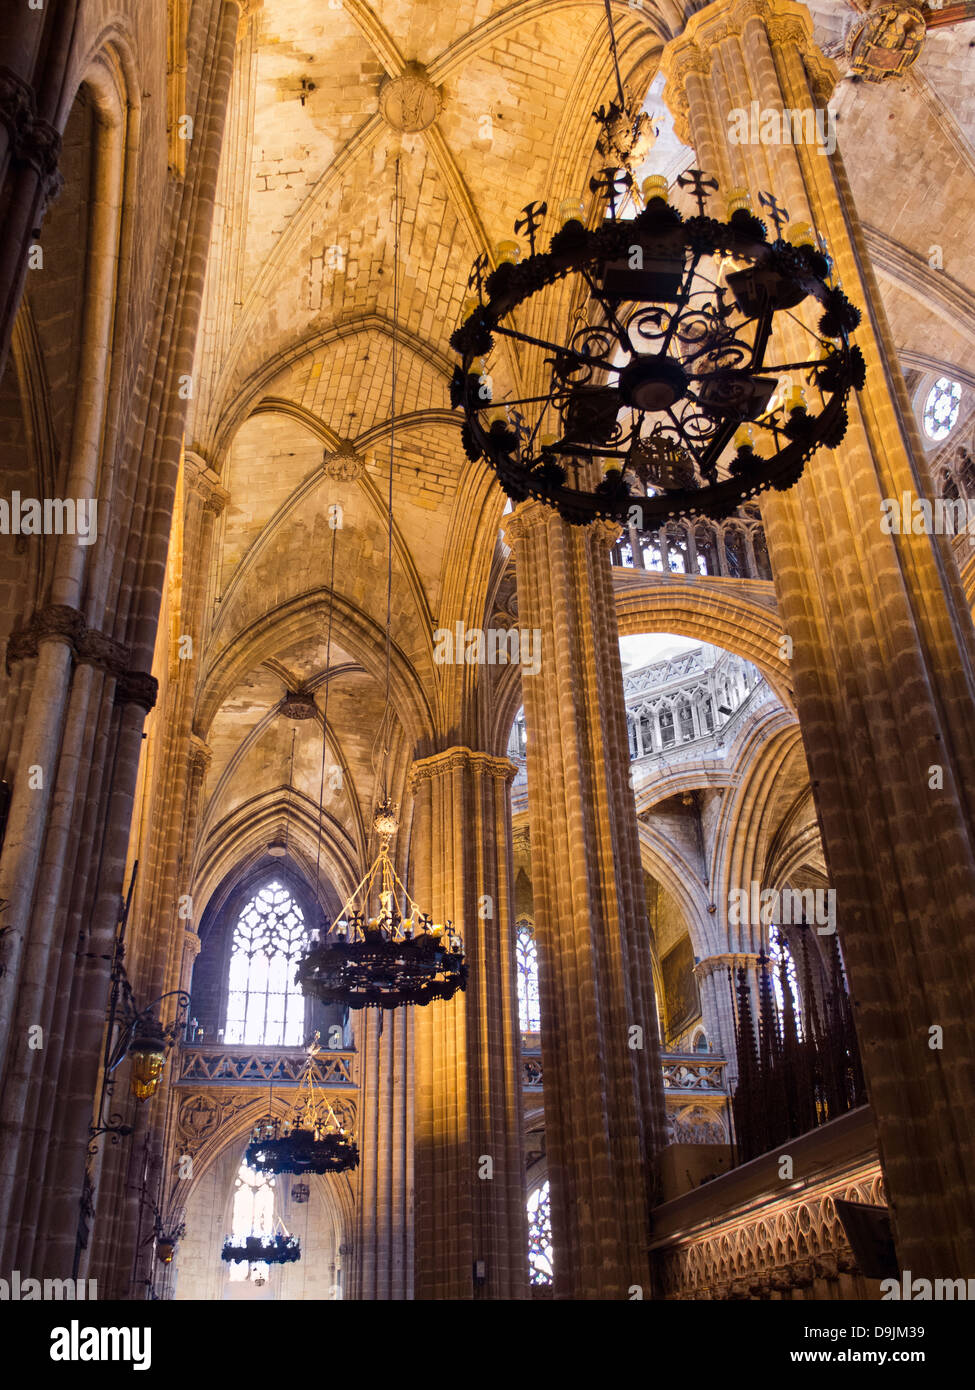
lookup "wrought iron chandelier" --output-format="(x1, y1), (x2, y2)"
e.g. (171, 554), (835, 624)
(221, 1231), (301, 1266)
(296, 801), (467, 1009)
(245, 1041), (358, 1176)
(450, 5), (863, 526)
(296, 159), (467, 1011)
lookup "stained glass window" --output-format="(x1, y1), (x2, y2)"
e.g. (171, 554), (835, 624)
(516, 921), (541, 1033)
(227, 1161), (275, 1283)
(527, 1181), (553, 1286)
(923, 378), (962, 442)
(226, 881), (306, 1045)
(768, 924), (802, 1038)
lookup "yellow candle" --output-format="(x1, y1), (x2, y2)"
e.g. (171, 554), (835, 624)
(787, 221), (816, 249)
(642, 174), (669, 205)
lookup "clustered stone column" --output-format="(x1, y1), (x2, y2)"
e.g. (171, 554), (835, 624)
(0, 1), (241, 1281)
(409, 747), (528, 1299)
(503, 502), (667, 1299)
(695, 952), (765, 1087)
(348, 1006), (412, 1301)
(662, 0), (975, 1276)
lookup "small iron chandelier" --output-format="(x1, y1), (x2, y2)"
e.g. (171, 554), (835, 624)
(296, 801), (467, 1010)
(221, 1230), (301, 1266)
(245, 1040), (358, 1175)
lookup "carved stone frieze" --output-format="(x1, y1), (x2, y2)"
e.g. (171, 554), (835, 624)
(654, 1164), (886, 1298)
(5, 605), (156, 708)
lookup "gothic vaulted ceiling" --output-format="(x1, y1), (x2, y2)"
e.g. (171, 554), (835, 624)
(183, 0), (975, 908)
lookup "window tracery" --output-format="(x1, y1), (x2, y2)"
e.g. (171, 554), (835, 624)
(923, 377), (962, 442)
(527, 1180), (553, 1286)
(768, 924), (802, 1038)
(516, 920), (541, 1033)
(226, 880), (307, 1046)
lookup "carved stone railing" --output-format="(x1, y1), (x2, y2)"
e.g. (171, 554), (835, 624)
(522, 1049), (730, 1102)
(662, 1055), (728, 1095)
(175, 1044), (356, 1088)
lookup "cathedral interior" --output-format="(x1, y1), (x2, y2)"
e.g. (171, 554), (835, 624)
(1, 0), (975, 1313)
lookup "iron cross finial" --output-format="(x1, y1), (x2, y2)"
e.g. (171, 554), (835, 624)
(758, 190), (790, 238)
(589, 167), (630, 219)
(468, 252), (490, 296)
(676, 169), (719, 217)
(514, 201), (548, 256)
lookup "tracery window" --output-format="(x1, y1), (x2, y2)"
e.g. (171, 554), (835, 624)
(516, 920), (541, 1033)
(527, 1181), (554, 1286)
(768, 924), (802, 1038)
(225, 880), (306, 1046)
(923, 377), (962, 442)
(227, 1160), (275, 1284)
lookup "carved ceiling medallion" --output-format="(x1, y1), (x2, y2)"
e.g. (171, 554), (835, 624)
(847, 4), (927, 81)
(379, 62), (443, 133)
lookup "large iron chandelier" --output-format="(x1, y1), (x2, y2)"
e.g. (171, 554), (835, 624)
(296, 801), (467, 1010)
(245, 1041), (358, 1176)
(452, 168), (863, 526)
(451, 0), (863, 533)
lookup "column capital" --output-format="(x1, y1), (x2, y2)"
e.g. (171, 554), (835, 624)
(660, 0), (837, 142)
(694, 951), (765, 981)
(188, 734), (213, 774)
(183, 450), (230, 515)
(502, 498), (621, 549)
(410, 746), (516, 789)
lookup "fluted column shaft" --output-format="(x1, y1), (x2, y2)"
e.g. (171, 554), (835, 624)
(662, 0), (975, 1276)
(410, 747), (528, 1300)
(504, 503), (667, 1299)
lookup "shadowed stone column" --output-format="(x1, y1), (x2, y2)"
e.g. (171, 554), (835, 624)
(410, 747), (528, 1300)
(503, 503), (667, 1299)
(662, 0), (975, 1276)
(354, 1008), (413, 1301)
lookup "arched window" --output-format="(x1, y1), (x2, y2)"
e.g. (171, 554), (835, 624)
(227, 1160), (276, 1284)
(226, 880), (307, 1046)
(516, 920), (541, 1033)
(527, 1181), (553, 1286)
(768, 924), (802, 1037)
(923, 377), (962, 441)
